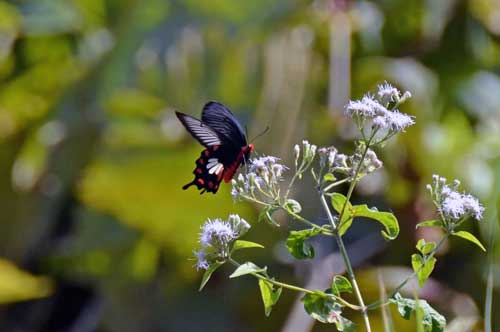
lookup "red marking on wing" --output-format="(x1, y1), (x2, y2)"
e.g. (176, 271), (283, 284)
(223, 151), (244, 182)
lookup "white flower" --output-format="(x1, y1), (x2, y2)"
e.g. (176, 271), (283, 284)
(372, 109), (415, 131)
(429, 175), (484, 222)
(377, 82), (400, 103)
(200, 218), (236, 248)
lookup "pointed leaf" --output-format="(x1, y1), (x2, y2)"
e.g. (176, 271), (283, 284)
(331, 193), (354, 235)
(390, 293), (446, 332)
(323, 173), (336, 182)
(199, 262), (224, 291)
(258, 279), (282, 316)
(352, 204), (399, 240)
(416, 220), (443, 229)
(331, 275), (352, 296)
(229, 262), (266, 278)
(416, 239), (436, 255)
(412, 254), (436, 287)
(286, 228), (321, 259)
(301, 292), (355, 331)
(232, 240), (264, 252)
(453, 231), (486, 252)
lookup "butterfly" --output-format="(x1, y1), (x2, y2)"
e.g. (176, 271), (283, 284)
(175, 101), (254, 194)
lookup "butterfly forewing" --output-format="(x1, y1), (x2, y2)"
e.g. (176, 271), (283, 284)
(201, 101), (247, 148)
(175, 112), (222, 147)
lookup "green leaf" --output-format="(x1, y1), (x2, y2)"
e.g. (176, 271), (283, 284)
(258, 205), (280, 227)
(416, 220), (443, 229)
(390, 293), (446, 332)
(323, 173), (336, 182)
(229, 262), (266, 278)
(232, 240), (264, 252)
(331, 193), (354, 236)
(199, 262), (224, 291)
(258, 279), (282, 316)
(286, 228), (321, 259)
(416, 239), (436, 255)
(331, 193), (352, 215)
(301, 292), (355, 331)
(411, 254), (436, 287)
(352, 204), (399, 240)
(331, 275), (352, 296)
(285, 199), (302, 213)
(452, 231), (486, 251)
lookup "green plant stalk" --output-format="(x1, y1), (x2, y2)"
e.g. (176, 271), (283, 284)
(323, 178), (350, 193)
(366, 234), (449, 310)
(320, 136), (377, 332)
(228, 258), (360, 310)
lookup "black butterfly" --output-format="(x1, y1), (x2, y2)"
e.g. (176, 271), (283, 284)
(175, 101), (254, 194)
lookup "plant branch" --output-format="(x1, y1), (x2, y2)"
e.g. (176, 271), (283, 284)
(228, 258), (360, 310)
(366, 234), (449, 310)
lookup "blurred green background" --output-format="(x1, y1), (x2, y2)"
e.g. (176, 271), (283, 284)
(0, 0), (499, 331)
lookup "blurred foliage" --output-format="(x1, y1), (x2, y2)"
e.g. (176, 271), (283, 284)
(0, 0), (499, 331)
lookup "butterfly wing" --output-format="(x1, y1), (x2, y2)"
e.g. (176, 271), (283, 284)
(201, 101), (247, 148)
(182, 145), (242, 194)
(177, 102), (252, 194)
(175, 112), (222, 147)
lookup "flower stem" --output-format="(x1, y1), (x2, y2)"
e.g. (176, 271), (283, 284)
(323, 178), (350, 193)
(228, 258), (360, 310)
(319, 137), (376, 332)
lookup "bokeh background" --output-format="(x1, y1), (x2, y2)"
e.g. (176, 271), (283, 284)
(0, 0), (499, 331)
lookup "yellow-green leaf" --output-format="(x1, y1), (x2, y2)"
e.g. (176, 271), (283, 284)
(453, 231), (486, 251)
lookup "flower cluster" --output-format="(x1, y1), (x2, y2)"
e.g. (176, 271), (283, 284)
(345, 83), (414, 136)
(194, 214), (250, 270)
(319, 144), (383, 180)
(231, 155), (288, 201)
(427, 175), (484, 223)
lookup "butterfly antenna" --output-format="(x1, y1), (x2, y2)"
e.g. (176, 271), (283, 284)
(249, 126), (270, 143)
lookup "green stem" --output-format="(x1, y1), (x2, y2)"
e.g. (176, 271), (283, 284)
(366, 234), (449, 310)
(228, 258), (360, 310)
(323, 178), (350, 193)
(319, 135), (377, 332)
(320, 191), (371, 331)
(283, 207), (334, 236)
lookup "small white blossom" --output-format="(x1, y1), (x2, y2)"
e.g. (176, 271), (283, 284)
(377, 82), (400, 103)
(194, 250), (209, 270)
(345, 83), (415, 135)
(428, 175), (484, 222)
(377, 110), (415, 131)
(200, 218), (236, 248)
(231, 155), (287, 201)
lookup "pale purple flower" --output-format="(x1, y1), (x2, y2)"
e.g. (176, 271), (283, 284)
(430, 176), (484, 222)
(441, 190), (466, 220)
(345, 84), (415, 134)
(200, 218), (236, 247)
(377, 82), (400, 103)
(194, 250), (209, 270)
(345, 94), (385, 118)
(461, 194), (484, 220)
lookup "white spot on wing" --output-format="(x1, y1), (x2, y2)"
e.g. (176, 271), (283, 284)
(208, 163), (224, 175)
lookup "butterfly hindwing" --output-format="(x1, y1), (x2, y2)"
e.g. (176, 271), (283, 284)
(182, 145), (242, 194)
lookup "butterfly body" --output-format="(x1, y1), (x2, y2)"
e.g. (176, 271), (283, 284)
(176, 102), (253, 194)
